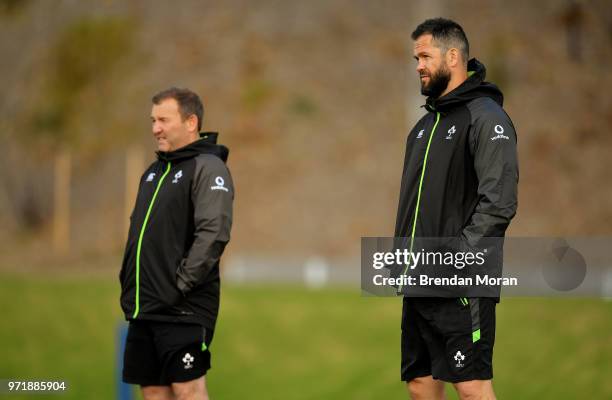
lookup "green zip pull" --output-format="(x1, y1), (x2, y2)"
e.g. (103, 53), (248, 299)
(133, 161), (172, 318)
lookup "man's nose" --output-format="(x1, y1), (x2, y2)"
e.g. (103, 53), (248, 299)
(152, 122), (162, 134)
(416, 61), (425, 73)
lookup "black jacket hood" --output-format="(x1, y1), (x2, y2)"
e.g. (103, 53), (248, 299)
(425, 58), (504, 113)
(157, 132), (229, 163)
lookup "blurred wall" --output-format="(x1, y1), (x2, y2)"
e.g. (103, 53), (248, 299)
(0, 0), (611, 267)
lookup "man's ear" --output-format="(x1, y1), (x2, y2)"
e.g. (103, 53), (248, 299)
(186, 114), (198, 133)
(447, 48), (460, 68)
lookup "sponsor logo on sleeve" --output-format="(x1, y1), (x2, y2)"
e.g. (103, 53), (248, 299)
(491, 124), (510, 141)
(211, 176), (229, 192)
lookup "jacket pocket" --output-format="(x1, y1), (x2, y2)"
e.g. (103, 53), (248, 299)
(151, 262), (183, 309)
(160, 279), (183, 308)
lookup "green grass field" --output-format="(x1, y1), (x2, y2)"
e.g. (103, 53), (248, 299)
(1, 272), (610, 399)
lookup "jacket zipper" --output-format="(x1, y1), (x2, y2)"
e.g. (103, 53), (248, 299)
(133, 161), (172, 318)
(398, 112), (440, 292)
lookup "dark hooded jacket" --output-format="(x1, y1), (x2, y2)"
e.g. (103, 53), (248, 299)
(394, 59), (518, 282)
(119, 132), (234, 329)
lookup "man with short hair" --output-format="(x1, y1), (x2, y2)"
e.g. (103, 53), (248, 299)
(395, 18), (518, 399)
(119, 87), (234, 400)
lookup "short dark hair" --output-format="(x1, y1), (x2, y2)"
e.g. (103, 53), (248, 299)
(411, 18), (469, 64)
(152, 87), (204, 131)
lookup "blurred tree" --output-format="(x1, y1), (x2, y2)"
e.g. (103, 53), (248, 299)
(0, 0), (28, 16)
(32, 17), (134, 145)
(485, 35), (509, 92)
(3, 16), (134, 248)
(560, 0), (584, 63)
(288, 94), (317, 117)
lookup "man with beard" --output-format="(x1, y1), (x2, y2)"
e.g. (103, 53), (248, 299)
(395, 19), (518, 399)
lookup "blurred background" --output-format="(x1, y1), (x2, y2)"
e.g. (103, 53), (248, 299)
(1, 0), (611, 399)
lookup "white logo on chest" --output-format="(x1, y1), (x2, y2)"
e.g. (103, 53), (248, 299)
(172, 170), (183, 184)
(445, 125), (456, 140)
(146, 173), (156, 182)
